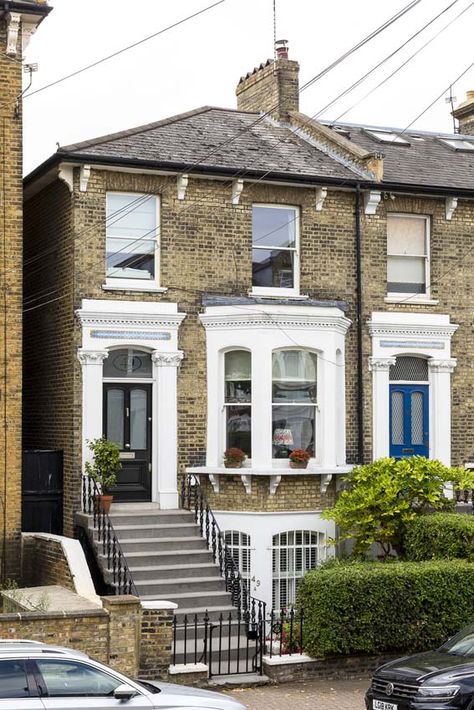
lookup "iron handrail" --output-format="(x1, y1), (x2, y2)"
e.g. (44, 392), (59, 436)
(82, 475), (138, 597)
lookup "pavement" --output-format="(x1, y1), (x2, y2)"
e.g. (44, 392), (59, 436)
(226, 677), (369, 709)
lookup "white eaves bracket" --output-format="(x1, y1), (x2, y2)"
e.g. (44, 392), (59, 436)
(177, 174), (189, 201)
(80, 165), (91, 192)
(231, 179), (244, 205)
(364, 190), (382, 215)
(445, 196), (458, 221)
(315, 187), (327, 211)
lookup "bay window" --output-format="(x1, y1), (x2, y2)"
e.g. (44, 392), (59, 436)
(272, 350), (317, 459)
(224, 350), (251, 457)
(106, 192), (159, 288)
(387, 214), (430, 295)
(252, 205), (299, 295)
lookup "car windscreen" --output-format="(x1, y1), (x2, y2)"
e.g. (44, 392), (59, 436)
(439, 624), (474, 656)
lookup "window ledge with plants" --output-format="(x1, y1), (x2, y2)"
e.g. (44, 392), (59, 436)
(185, 463), (353, 495)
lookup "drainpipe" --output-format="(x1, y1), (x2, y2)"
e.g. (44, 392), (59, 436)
(355, 185), (364, 464)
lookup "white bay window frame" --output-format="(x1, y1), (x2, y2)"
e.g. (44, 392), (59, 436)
(105, 191), (161, 292)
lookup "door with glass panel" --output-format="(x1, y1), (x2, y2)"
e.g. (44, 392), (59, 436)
(389, 385), (429, 459)
(103, 383), (152, 501)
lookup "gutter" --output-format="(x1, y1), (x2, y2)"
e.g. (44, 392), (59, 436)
(0, 1), (52, 16)
(355, 185), (364, 465)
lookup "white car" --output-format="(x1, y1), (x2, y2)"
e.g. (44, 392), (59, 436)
(0, 641), (247, 710)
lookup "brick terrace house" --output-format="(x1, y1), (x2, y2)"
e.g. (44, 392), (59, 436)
(23, 45), (474, 610)
(0, 0), (50, 579)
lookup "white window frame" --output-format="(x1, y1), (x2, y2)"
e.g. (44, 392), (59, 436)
(251, 203), (300, 297)
(105, 191), (161, 291)
(386, 213), (431, 299)
(222, 530), (252, 584)
(223, 348), (252, 457)
(271, 529), (326, 610)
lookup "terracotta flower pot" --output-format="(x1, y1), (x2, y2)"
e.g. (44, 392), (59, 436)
(224, 461), (242, 469)
(289, 461), (308, 470)
(94, 494), (114, 514)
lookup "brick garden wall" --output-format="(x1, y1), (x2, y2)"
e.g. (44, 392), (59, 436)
(21, 535), (75, 591)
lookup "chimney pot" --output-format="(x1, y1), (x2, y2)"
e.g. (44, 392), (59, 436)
(275, 39), (289, 60)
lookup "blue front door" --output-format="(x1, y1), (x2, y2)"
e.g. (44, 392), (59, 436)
(389, 384), (429, 458)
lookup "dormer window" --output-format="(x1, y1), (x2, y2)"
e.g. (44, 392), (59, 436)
(252, 205), (300, 296)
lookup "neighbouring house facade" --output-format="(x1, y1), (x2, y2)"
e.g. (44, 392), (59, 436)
(0, 0), (50, 578)
(23, 44), (474, 609)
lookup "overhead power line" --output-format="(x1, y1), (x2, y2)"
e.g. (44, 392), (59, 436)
(23, 0), (227, 99)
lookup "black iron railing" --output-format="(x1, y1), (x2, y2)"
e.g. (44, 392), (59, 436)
(181, 473), (257, 616)
(267, 607), (304, 657)
(81, 475), (138, 596)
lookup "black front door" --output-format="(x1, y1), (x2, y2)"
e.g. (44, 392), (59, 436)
(103, 383), (152, 501)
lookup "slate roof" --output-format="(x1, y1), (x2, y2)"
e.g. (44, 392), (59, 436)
(33, 106), (474, 194)
(328, 122), (474, 191)
(58, 107), (358, 182)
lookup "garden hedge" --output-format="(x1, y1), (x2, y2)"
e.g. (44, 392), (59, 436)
(297, 560), (474, 657)
(404, 513), (474, 561)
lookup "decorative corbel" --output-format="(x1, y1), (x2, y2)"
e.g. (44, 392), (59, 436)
(6, 13), (21, 57)
(321, 473), (333, 494)
(315, 187), (327, 211)
(445, 196), (458, 221)
(21, 21), (38, 54)
(364, 190), (382, 215)
(79, 165), (91, 193)
(177, 174), (189, 201)
(208, 474), (220, 494)
(269, 475), (282, 495)
(58, 165), (74, 194)
(240, 474), (252, 495)
(231, 179), (244, 205)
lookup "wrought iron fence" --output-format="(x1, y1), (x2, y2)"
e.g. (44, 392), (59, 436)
(81, 475), (138, 596)
(267, 607), (304, 657)
(180, 473), (255, 615)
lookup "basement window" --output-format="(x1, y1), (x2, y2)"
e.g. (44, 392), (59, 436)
(365, 129), (410, 145)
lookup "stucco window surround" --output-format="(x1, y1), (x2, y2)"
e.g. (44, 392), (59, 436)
(191, 304), (352, 494)
(368, 312), (458, 465)
(76, 299), (185, 509)
(214, 510), (335, 611)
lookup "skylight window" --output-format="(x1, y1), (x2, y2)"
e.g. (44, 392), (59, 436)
(365, 129), (410, 145)
(441, 138), (474, 152)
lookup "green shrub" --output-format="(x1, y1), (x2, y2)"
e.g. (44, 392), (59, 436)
(298, 560), (474, 657)
(404, 513), (474, 562)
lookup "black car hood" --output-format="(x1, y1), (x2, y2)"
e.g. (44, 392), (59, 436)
(377, 651), (474, 682)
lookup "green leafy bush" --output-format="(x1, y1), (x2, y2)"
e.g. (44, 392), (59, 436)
(298, 560), (474, 657)
(322, 457), (474, 558)
(404, 513), (474, 562)
(84, 437), (121, 493)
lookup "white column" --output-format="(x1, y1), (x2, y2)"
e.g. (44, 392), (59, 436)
(251, 343), (272, 470)
(429, 358), (457, 465)
(77, 349), (109, 475)
(152, 351), (184, 509)
(369, 357), (396, 460)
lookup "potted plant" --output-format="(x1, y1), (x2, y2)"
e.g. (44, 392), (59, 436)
(289, 449), (310, 470)
(85, 437), (121, 514)
(223, 447), (247, 469)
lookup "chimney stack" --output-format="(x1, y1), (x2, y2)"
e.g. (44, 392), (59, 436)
(236, 40), (299, 122)
(452, 90), (474, 136)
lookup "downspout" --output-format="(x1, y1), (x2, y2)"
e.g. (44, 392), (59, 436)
(355, 184), (364, 464)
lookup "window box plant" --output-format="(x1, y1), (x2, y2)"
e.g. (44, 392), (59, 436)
(85, 437), (121, 514)
(289, 449), (310, 469)
(223, 447), (247, 469)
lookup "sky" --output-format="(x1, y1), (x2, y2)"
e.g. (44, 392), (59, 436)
(22, 0), (474, 175)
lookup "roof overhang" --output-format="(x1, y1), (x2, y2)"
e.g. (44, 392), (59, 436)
(0, 1), (52, 19)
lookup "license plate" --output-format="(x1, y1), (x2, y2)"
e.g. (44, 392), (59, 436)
(373, 701), (397, 710)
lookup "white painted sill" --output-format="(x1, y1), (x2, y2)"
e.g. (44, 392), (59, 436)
(384, 294), (439, 305)
(249, 288), (307, 299)
(102, 282), (168, 294)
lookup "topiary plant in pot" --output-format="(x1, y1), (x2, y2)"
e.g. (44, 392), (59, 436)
(85, 437), (121, 514)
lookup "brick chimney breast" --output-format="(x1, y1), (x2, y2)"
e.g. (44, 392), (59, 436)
(452, 90), (474, 136)
(236, 42), (299, 122)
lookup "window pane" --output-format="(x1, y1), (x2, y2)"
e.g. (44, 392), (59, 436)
(272, 405), (315, 457)
(226, 405), (251, 456)
(107, 193), (156, 240)
(0, 660), (29, 698)
(390, 356), (428, 382)
(252, 249), (294, 288)
(106, 237), (155, 280)
(272, 351), (317, 403)
(225, 351), (251, 403)
(387, 216), (426, 255)
(411, 392), (424, 445)
(387, 256), (425, 293)
(252, 206), (296, 248)
(36, 660), (121, 697)
(104, 349), (152, 379)
(106, 389), (124, 448)
(130, 389), (147, 450)
(272, 530), (325, 610)
(391, 391), (404, 445)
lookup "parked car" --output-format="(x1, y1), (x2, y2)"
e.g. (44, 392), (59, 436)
(0, 640), (247, 709)
(366, 622), (474, 710)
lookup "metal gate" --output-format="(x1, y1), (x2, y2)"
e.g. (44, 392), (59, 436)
(22, 449), (63, 534)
